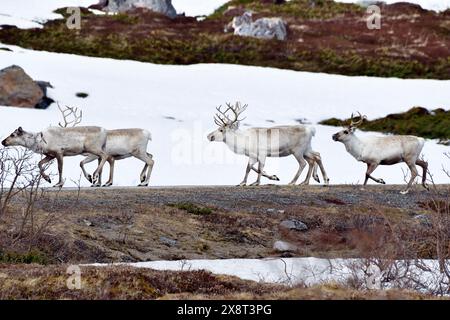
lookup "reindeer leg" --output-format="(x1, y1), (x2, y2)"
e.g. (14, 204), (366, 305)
(140, 153), (153, 183)
(364, 163), (385, 187)
(102, 158), (114, 187)
(92, 152), (108, 187)
(250, 156), (266, 186)
(97, 158), (104, 186)
(135, 152), (154, 187)
(312, 151), (330, 186)
(289, 153), (306, 185)
(38, 155), (54, 184)
(250, 166), (279, 181)
(401, 161), (418, 194)
(80, 155), (97, 183)
(300, 155), (315, 185)
(239, 157), (257, 186)
(416, 159), (429, 191)
(53, 154), (65, 188)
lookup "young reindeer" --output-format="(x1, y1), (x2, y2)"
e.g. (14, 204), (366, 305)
(207, 102), (329, 186)
(79, 129), (154, 187)
(332, 112), (429, 194)
(1, 105), (108, 188)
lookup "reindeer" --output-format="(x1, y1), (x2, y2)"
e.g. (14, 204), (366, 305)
(79, 129), (154, 187)
(207, 102), (329, 186)
(332, 112), (429, 194)
(1, 105), (108, 188)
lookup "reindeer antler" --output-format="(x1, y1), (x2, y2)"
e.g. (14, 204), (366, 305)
(214, 102), (247, 127)
(57, 103), (83, 127)
(349, 111), (366, 128)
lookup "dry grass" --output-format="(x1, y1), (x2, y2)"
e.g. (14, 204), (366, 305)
(0, 186), (446, 264)
(0, 264), (439, 300)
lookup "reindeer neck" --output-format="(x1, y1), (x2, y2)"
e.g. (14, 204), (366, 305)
(344, 134), (364, 161)
(28, 132), (46, 154)
(224, 128), (248, 154)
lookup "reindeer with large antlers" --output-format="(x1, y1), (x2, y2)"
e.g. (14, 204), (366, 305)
(1, 105), (108, 187)
(207, 102), (329, 186)
(332, 112), (429, 194)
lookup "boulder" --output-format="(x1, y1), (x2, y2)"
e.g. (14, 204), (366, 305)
(94, 0), (177, 18)
(273, 240), (297, 252)
(159, 236), (177, 247)
(280, 219), (308, 231)
(227, 12), (287, 41)
(0, 65), (44, 108)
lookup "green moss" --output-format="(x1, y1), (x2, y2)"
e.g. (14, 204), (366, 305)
(209, 0), (363, 20)
(0, 1), (448, 79)
(319, 107), (450, 139)
(0, 250), (48, 264)
(168, 202), (212, 215)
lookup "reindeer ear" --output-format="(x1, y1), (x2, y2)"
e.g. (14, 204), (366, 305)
(17, 127), (24, 133)
(349, 126), (356, 133)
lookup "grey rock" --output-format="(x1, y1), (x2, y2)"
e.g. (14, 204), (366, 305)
(273, 240), (297, 252)
(0, 65), (43, 108)
(160, 236), (177, 247)
(227, 12), (287, 41)
(266, 208), (285, 214)
(103, 0), (177, 18)
(280, 219), (308, 231)
(414, 214), (432, 227)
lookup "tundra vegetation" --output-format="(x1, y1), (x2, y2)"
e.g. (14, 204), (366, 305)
(0, 1), (449, 79)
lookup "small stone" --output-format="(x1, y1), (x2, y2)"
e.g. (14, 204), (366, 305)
(414, 214), (432, 227)
(280, 219), (308, 231)
(273, 240), (297, 252)
(160, 236), (177, 247)
(83, 219), (93, 227)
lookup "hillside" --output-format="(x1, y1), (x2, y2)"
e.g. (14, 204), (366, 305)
(0, 0), (449, 78)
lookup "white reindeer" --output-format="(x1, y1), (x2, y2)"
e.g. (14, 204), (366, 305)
(1, 126), (108, 188)
(332, 112), (429, 194)
(79, 129), (154, 187)
(207, 102), (329, 186)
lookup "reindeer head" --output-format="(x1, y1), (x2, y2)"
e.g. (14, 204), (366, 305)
(2, 127), (33, 147)
(332, 112), (367, 142)
(207, 102), (247, 142)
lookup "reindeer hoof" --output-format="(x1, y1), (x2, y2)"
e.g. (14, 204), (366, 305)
(91, 183), (101, 187)
(270, 175), (280, 181)
(102, 183), (112, 187)
(249, 182), (260, 186)
(87, 175), (93, 183)
(138, 183), (148, 187)
(238, 182), (246, 187)
(44, 177), (51, 183)
(313, 176), (320, 183)
(379, 179), (386, 184)
(53, 183), (63, 188)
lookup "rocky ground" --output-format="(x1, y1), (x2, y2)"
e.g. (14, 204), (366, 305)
(1, 185), (447, 264)
(0, 184), (448, 299)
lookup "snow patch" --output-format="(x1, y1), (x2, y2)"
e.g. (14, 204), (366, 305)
(0, 44), (449, 187)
